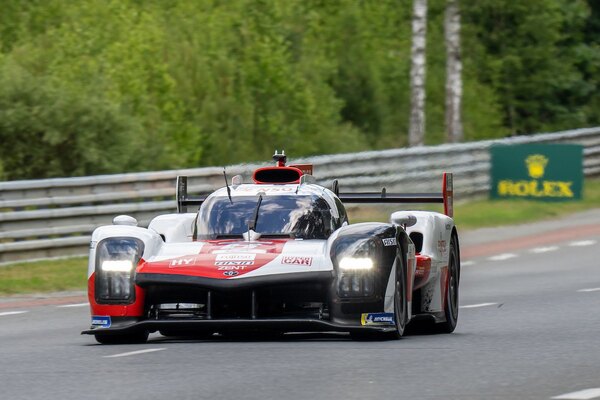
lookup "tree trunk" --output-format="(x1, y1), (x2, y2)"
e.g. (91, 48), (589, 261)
(445, 0), (463, 143)
(409, 0), (428, 147)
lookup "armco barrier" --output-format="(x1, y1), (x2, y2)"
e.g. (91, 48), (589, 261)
(1, 127), (599, 264)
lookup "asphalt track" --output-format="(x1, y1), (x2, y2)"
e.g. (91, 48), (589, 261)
(1, 210), (599, 400)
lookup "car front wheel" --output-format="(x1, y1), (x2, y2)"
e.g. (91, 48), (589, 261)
(390, 254), (408, 339)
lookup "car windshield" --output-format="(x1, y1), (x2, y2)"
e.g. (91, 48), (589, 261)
(196, 195), (337, 240)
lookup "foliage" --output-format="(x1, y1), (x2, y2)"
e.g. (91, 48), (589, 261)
(0, 59), (140, 180)
(0, 0), (598, 179)
(463, 0), (595, 134)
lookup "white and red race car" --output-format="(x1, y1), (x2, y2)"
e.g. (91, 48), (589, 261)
(83, 152), (460, 343)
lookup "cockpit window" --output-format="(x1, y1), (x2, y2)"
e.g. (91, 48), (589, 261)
(196, 195), (339, 240)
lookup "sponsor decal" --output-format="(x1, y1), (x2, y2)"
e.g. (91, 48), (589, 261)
(215, 261), (254, 266)
(170, 257), (198, 267)
(491, 144), (583, 200)
(91, 316), (111, 328)
(89, 241), (97, 250)
(526, 154), (548, 179)
(282, 256), (312, 266)
(382, 237), (397, 247)
(361, 312), (395, 326)
(223, 270), (239, 277)
(437, 240), (447, 255)
(215, 253), (256, 261)
(440, 266), (449, 310)
(217, 265), (250, 271)
(211, 243), (268, 254)
(415, 255), (431, 279)
(497, 179), (574, 198)
(408, 243), (416, 259)
(142, 239), (287, 279)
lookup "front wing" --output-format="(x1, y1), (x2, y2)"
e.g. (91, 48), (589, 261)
(81, 318), (397, 336)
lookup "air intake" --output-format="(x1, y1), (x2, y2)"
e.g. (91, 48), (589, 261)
(252, 167), (303, 184)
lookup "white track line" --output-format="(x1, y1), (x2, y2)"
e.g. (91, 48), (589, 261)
(577, 288), (600, 293)
(0, 311), (28, 317)
(530, 246), (559, 254)
(461, 261), (475, 267)
(569, 240), (597, 247)
(552, 388), (600, 399)
(460, 302), (498, 309)
(103, 348), (166, 358)
(57, 303), (89, 308)
(487, 253), (517, 261)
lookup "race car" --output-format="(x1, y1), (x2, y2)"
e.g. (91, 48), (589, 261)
(83, 151), (460, 343)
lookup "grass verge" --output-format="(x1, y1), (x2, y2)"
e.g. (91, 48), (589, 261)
(0, 257), (88, 296)
(1, 179), (598, 296)
(454, 178), (600, 229)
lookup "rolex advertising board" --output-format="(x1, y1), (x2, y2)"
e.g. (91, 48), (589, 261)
(490, 144), (583, 201)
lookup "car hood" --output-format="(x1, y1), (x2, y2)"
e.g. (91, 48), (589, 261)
(137, 239), (331, 279)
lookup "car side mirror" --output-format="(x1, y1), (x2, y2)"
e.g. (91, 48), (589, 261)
(113, 215), (138, 226)
(231, 174), (243, 187)
(299, 174), (316, 185)
(390, 212), (417, 228)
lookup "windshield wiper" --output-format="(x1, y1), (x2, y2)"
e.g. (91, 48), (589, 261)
(223, 169), (233, 204)
(248, 194), (263, 232)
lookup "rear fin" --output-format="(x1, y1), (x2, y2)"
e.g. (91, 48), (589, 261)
(176, 176), (206, 213)
(443, 172), (453, 218)
(338, 172), (454, 218)
(176, 176), (188, 213)
(331, 179), (339, 196)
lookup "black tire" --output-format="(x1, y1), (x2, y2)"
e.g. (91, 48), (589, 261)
(94, 331), (149, 345)
(436, 234), (460, 333)
(390, 254), (408, 339)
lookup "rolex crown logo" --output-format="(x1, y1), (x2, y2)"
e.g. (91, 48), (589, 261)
(525, 154), (548, 179)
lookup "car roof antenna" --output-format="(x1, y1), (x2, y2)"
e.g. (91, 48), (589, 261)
(223, 168), (233, 204)
(273, 149), (287, 167)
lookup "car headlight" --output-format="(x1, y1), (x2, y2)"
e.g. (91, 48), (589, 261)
(101, 260), (134, 272)
(95, 238), (144, 304)
(333, 237), (381, 298)
(339, 257), (373, 270)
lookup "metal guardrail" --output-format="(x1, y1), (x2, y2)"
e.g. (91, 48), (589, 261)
(1, 127), (599, 264)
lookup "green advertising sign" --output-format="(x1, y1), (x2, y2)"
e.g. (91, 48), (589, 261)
(490, 143), (583, 201)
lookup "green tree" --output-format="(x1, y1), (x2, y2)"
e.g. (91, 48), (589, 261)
(0, 0), (599, 180)
(463, 0), (592, 134)
(0, 59), (140, 180)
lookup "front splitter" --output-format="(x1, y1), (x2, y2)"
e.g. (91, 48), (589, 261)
(82, 318), (396, 335)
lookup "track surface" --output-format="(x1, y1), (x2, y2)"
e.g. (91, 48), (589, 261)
(1, 210), (599, 400)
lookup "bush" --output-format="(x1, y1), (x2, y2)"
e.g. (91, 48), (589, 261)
(0, 60), (141, 179)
